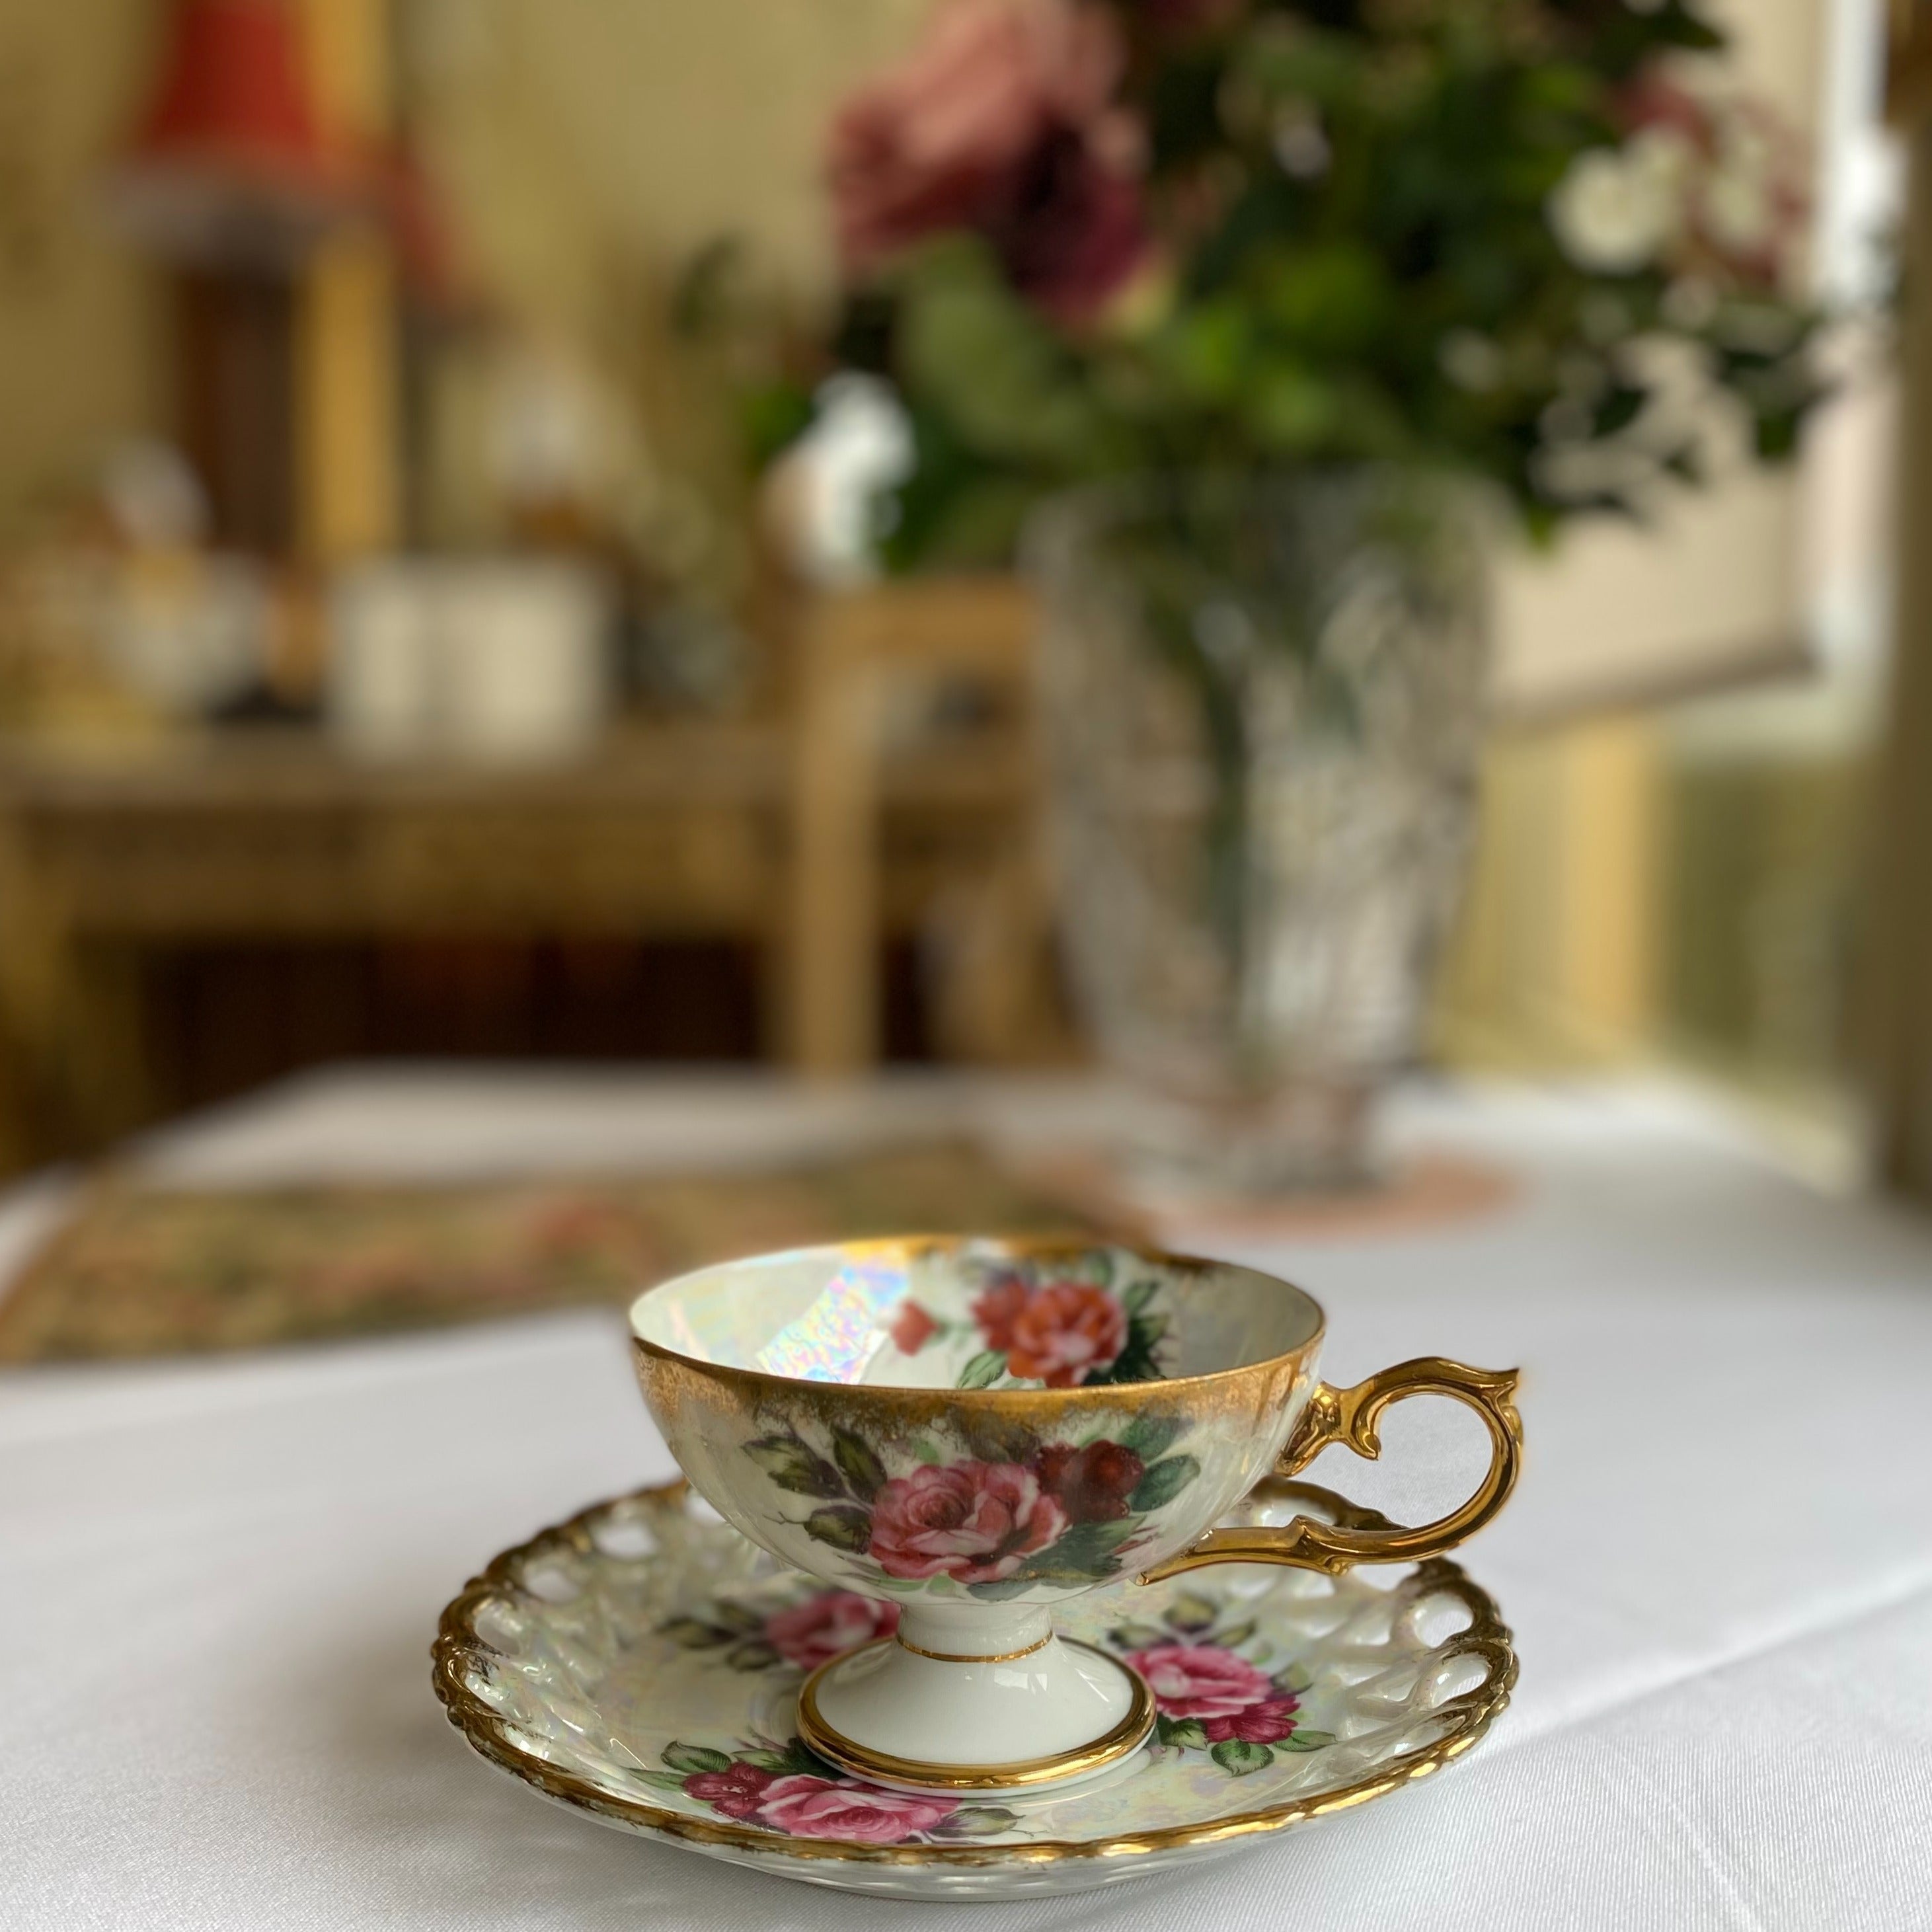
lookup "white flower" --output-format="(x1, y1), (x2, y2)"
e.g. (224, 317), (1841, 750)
(1547, 141), (1683, 274)
(769, 374), (914, 586)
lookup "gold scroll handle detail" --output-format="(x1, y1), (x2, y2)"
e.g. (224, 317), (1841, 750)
(1139, 1357), (1522, 1583)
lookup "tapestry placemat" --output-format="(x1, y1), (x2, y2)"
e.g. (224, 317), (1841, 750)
(0, 1140), (1123, 1365)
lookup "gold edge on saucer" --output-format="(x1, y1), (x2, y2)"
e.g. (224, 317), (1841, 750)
(795, 1638), (1156, 1791)
(430, 1477), (1518, 1871)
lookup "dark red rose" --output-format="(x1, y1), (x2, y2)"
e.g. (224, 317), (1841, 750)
(1203, 1695), (1300, 1745)
(827, 0), (1149, 323)
(685, 1760), (777, 1820)
(1134, 0), (1246, 29)
(1034, 1440), (1145, 1522)
(987, 126), (1150, 323)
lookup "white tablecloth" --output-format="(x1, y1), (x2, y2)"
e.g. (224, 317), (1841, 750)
(5, 1069), (1932, 1931)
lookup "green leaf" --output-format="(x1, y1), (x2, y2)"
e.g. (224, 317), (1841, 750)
(1214, 1619), (1257, 1650)
(746, 1737), (832, 1777)
(1129, 1455), (1201, 1513)
(895, 238), (1116, 473)
(1247, 358), (1336, 452)
(724, 1640), (781, 1672)
(913, 1440), (945, 1465)
(1009, 1518), (1137, 1583)
(966, 1576), (1036, 1602)
(1120, 1279), (1160, 1317)
(937, 1806), (1022, 1837)
(1120, 1413), (1182, 1462)
(661, 1742), (732, 1775)
(831, 1428), (887, 1502)
(1085, 1316), (1167, 1385)
(959, 1409), (1038, 1465)
(1165, 1592), (1218, 1634)
(802, 1505), (872, 1555)
(1155, 1715), (1208, 1750)
(636, 1769), (694, 1792)
(1088, 1250), (1118, 1287)
(1211, 1739), (1274, 1777)
(745, 1435), (847, 1498)
(1108, 1621), (1166, 1650)
(958, 1350), (1008, 1390)
(1280, 1730), (1334, 1752)
(708, 1600), (763, 1636)
(658, 1618), (731, 1650)
(1275, 1663), (1313, 1695)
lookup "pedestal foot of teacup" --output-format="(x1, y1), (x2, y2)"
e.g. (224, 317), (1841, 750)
(796, 1609), (1153, 1796)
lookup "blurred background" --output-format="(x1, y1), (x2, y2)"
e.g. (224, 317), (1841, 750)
(0, 0), (1925, 1213)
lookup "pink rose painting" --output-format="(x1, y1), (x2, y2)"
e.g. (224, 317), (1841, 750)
(868, 1459), (1067, 1582)
(763, 1590), (901, 1672)
(755, 1773), (958, 1843)
(828, 0), (1149, 321)
(1128, 1641), (1280, 1721)
(973, 1276), (1127, 1387)
(660, 1741), (1008, 1845)
(1117, 1630), (1331, 1771)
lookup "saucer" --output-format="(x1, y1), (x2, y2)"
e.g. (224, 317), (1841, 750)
(432, 1479), (1516, 1899)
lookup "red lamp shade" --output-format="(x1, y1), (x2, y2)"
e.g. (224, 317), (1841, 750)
(109, 0), (366, 268)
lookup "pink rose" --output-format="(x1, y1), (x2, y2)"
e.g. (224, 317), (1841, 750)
(756, 1773), (957, 1843)
(974, 1277), (1126, 1386)
(1204, 1695), (1300, 1745)
(1127, 1642), (1278, 1720)
(763, 1590), (901, 1672)
(868, 1459), (1067, 1582)
(828, 0), (1148, 321)
(684, 1760), (775, 1820)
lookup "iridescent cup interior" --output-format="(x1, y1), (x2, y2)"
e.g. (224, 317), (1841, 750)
(631, 1237), (1320, 1391)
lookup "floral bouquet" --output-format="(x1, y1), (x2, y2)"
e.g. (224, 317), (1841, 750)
(799, 0), (1826, 567)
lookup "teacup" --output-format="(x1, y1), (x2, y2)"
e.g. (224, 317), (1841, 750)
(631, 1235), (1520, 1794)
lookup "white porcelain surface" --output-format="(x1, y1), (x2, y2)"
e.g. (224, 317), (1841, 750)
(808, 1629), (1138, 1781)
(433, 1479), (1514, 1898)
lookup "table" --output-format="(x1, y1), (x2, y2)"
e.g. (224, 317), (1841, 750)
(0, 625), (1046, 1167)
(5, 1068), (1931, 1930)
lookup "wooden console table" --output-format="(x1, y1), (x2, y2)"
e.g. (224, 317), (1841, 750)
(0, 582), (1056, 1171)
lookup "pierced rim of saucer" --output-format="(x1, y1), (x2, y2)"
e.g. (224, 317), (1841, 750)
(431, 1477), (1517, 1871)
(795, 1637), (1157, 1792)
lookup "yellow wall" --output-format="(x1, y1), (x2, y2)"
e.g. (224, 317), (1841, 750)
(407, 0), (932, 344)
(0, 0), (169, 537)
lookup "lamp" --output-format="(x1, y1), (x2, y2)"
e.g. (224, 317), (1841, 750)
(106, 0), (366, 269)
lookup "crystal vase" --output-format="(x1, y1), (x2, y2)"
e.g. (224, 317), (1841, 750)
(1025, 470), (1490, 1194)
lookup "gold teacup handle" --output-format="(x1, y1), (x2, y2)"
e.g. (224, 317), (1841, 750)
(1140, 1357), (1522, 1582)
